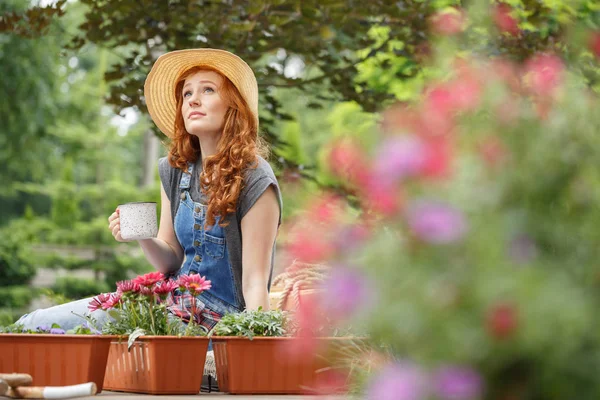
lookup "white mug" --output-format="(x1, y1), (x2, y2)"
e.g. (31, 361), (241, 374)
(118, 202), (158, 240)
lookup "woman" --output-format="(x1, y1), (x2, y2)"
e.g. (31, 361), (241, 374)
(16, 49), (282, 331)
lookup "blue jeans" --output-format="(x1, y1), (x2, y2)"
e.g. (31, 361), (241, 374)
(15, 297), (110, 331)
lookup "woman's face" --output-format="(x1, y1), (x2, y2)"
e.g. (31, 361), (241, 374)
(181, 70), (228, 138)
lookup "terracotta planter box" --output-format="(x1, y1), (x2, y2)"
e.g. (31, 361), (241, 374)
(103, 336), (210, 394)
(212, 336), (342, 394)
(0, 334), (113, 392)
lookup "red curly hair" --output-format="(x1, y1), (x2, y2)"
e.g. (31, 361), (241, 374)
(168, 66), (268, 227)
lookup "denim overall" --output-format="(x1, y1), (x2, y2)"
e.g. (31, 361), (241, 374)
(168, 161), (242, 327)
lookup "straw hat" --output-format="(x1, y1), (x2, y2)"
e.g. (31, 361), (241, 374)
(144, 48), (259, 138)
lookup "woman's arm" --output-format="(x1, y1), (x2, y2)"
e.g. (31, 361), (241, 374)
(241, 185), (280, 310)
(109, 185), (184, 275)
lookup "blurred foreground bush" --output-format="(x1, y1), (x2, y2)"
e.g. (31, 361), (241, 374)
(286, 4), (600, 400)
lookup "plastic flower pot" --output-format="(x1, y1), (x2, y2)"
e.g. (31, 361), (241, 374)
(102, 336), (210, 394)
(212, 336), (341, 394)
(0, 334), (114, 392)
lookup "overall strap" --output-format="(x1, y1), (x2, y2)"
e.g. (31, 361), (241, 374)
(179, 162), (195, 190)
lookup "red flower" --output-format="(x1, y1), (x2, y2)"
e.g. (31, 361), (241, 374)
(362, 181), (402, 217)
(430, 9), (467, 36)
(88, 293), (112, 312)
(419, 135), (454, 179)
(486, 302), (518, 340)
(589, 31), (600, 59)
(153, 280), (178, 298)
(116, 280), (140, 294)
(308, 369), (350, 395)
(523, 54), (564, 98)
(132, 271), (165, 288)
(307, 194), (345, 226)
(493, 4), (519, 36)
(478, 136), (507, 168)
(328, 139), (370, 186)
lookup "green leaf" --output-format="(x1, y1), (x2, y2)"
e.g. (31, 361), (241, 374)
(127, 327), (146, 351)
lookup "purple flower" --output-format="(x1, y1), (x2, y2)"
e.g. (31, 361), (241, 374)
(508, 234), (538, 264)
(36, 325), (50, 333)
(406, 200), (468, 244)
(334, 224), (369, 251)
(435, 366), (483, 400)
(50, 328), (65, 335)
(321, 266), (371, 318)
(366, 363), (428, 400)
(373, 135), (427, 184)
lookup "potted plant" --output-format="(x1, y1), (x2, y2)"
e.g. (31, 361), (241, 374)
(209, 308), (354, 394)
(93, 271), (212, 395)
(0, 322), (114, 392)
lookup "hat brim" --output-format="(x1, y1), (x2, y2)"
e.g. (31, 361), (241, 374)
(144, 48), (259, 138)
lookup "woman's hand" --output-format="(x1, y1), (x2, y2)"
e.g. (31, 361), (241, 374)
(108, 208), (130, 242)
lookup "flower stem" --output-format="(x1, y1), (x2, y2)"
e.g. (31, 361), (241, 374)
(185, 293), (198, 336)
(148, 296), (157, 335)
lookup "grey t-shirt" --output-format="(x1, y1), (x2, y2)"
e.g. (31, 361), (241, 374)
(158, 155), (282, 309)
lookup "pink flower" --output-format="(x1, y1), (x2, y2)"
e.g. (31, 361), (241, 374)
(116, 280), (140, 294)
(495, 99), (520, 125)
(177, 274), (212, 295)
(153, 280), (178, 298)
(493, 4), (519, 36)
(287, 230), (335, 263)
(88, 293), (112, 312)
(334, 223), (371, 251)
(373, 135), (427, 184)
(307, 194), (345, 225)
(435, 366), (483, 400)
(103, 293), (122, 309)
(589, 31), (600, 59)
(423, 85), (455, 119)
(523, 54), (564, 98)
(489, 59), (521, 92)
(447, 76), (482, 113)
(406, 200), (468, 244)
(139, 286), (153, 296)
(132, 271), (165, 288)
(328, 139), (370, 186)
(419, 135), (454, 180)
(478, 136), (507, 168)
(320, 266), (371, 319)
(430, 9), (467, 36)
(362, 181), (402, 217)
(423, 74), (481, 118)
(309, 369), (350, 395)
(366, 363), (428, 400)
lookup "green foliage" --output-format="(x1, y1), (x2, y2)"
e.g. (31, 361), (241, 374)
(0, 310), (18, 326)
(51, 157), (81, 228)
(212, 308), (289, 339)
(0, 286), (35, 308)
(0, 324), (25, 334)
(101, 301), (189, 337)
(51, 277), (110, 300)
(40, 289), (72, 306)
(0, 322), (96, 334)
(0, 231), (36, 287)
(303, 52), (600, 398)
